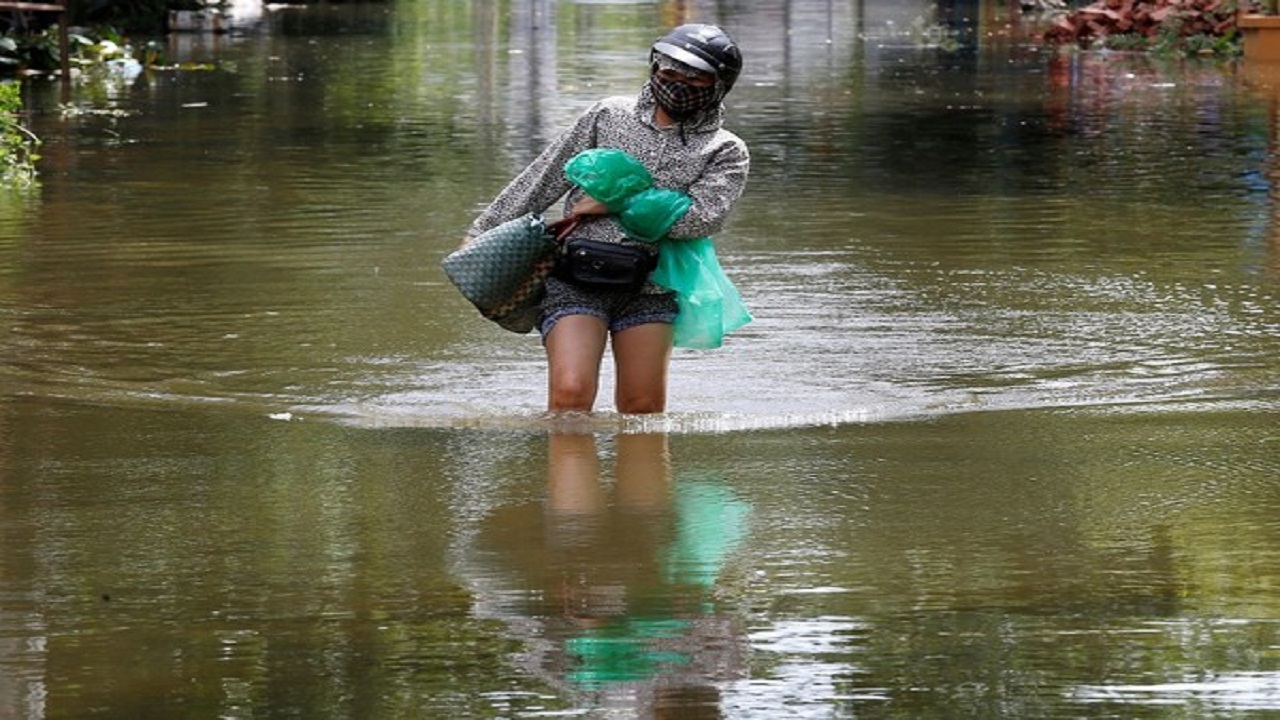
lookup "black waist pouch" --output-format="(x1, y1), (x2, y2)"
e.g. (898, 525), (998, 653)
(556, 238), (658, 293)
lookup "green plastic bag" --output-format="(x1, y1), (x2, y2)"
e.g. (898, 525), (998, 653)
(619, 187), (692, 242)
(564, 149), (688, 240)
(564, 148), (752, 348)
(563, 149), (652, 212)
(652, 237), (752, 349)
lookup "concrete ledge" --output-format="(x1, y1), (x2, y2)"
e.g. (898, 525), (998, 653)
(0, 2), (65, 10)
(169, 9), (227, 34)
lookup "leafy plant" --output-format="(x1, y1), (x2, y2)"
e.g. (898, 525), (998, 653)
(0, 81), (39, 188)
(1, 28), (64, 74)
(1046, 0), (1247, 56)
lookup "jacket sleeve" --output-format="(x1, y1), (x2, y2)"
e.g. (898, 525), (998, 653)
(465, 103), (602, 238)
(666, 134), (750, 240)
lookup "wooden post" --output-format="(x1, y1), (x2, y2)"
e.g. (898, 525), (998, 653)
(1241, 14), (1280, 62)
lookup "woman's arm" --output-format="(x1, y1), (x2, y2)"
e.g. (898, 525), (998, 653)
(666, 137), (750, 240)
(466, 104), (604, 238)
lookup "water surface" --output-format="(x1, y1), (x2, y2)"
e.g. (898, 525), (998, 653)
(1, 1), (1277, 717)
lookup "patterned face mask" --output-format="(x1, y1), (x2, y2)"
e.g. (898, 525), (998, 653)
(649, 74), (718, 122)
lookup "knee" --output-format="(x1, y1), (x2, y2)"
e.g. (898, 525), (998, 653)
(549, 378), (597, 413)
(616, 394), (665, 415)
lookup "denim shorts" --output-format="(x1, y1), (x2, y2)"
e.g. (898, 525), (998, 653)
(539, 276), (678, 338)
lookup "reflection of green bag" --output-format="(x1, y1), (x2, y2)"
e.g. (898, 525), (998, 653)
(565, 618), (692, 689)
(652, 238), (753, 349)
(441, 214), (577, 334)
(663, 478), (751, 587)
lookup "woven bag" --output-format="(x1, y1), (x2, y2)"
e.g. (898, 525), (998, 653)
(442, 214), (578, 333)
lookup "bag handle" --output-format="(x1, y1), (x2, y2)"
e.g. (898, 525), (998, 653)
(547, 214), (582, 244)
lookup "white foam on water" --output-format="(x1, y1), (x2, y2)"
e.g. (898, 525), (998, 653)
(1072, 672), (1280, 711)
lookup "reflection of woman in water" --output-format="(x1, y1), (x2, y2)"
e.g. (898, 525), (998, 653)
(454, 432), (750, 717)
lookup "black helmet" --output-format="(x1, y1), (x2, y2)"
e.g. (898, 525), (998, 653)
(650, 24), (742, 94)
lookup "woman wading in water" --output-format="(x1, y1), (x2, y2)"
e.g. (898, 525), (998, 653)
(465, 24), (749, 414)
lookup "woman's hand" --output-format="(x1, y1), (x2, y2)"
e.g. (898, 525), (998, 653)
(570, 196), (610, 217)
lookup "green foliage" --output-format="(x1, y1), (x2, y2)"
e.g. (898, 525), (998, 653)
(2, 0), (183, 75)
(1149, 14), (1243, 57)
(0, 82), (39, 188)
(1, 28), (65, 74)
(2, 25), (165, 79)
(1050, 0), (1246, 57)
(1097, 23), (1242, 57)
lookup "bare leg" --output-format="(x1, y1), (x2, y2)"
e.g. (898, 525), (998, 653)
(611, 322), (674, 414)
(545, 315), (609, 412)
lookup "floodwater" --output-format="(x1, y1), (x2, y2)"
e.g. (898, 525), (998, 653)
(2, 1), (1278, 717)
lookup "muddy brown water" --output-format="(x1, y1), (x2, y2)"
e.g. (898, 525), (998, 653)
(2, 2), (1277, 717)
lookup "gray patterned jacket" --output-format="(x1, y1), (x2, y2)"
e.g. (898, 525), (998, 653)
(467, 83), (750, 246)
